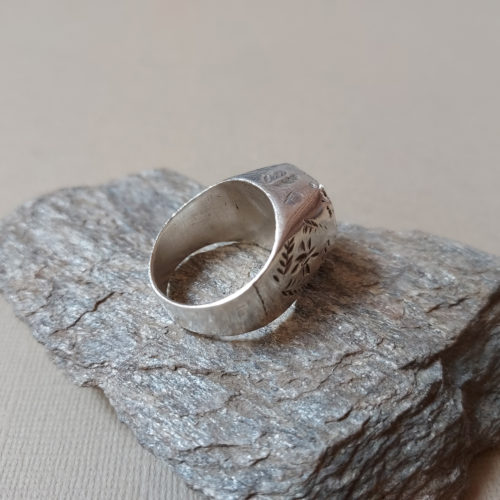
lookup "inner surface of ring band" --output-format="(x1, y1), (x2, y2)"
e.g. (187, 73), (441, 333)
(150, 180), (276, 302)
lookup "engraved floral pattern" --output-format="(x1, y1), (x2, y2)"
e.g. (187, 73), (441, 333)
(273, 238), (297, 281)
(273, 185), (335, 297)
(320, 187), (334, 219)
(296, 238), (320, 276)
(302, 218), (322, 234)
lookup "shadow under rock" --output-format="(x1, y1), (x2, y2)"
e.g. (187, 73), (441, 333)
(166, 234), (380, 345)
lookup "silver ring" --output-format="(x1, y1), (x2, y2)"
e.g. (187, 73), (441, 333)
(149, 164), (337, 336)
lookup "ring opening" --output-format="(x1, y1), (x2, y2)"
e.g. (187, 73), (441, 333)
(167, 241), (271, 305)
(150, 180), (276, 304)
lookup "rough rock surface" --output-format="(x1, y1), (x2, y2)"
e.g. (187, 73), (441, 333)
(0, 169), (499, 499)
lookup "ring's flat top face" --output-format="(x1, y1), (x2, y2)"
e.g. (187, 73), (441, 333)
(149, 164), (336, 336)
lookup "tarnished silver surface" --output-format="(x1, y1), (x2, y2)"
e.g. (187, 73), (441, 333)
(150, 164), (336, 336)
(1, 169), (500, 499)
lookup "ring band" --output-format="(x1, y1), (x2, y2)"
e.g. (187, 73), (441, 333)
(149, 164), (336, 336)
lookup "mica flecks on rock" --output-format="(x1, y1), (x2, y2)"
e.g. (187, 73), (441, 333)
(0, 169), (499, 499)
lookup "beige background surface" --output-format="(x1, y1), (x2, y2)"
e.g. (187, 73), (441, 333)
(0, 1), (499, 498)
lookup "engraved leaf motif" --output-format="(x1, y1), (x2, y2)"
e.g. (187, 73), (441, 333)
(274, 237), (296, 281)
(276, 205), (328, 294)
(320, 187), (334, 219)
(303, 218), (319, 234)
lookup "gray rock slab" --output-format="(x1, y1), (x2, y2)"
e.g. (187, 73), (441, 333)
(0, 169), (499, 499)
